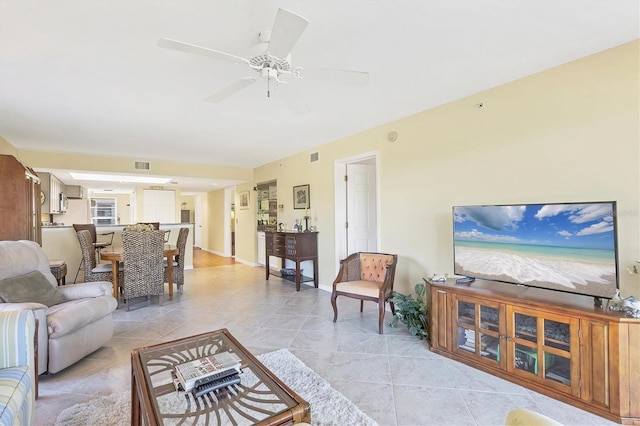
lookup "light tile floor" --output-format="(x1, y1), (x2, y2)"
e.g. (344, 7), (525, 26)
(36, 263), (618, 425)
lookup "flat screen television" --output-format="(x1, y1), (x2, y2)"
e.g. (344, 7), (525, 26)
(452, 201), (619, 300)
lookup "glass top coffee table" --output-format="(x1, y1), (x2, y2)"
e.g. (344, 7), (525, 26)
(131, 328), (310, 425)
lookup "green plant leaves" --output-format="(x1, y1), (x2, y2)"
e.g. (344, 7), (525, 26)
(388, 283), (428, 339)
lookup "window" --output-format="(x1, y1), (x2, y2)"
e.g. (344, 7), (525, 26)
(90, 198), (117, 225)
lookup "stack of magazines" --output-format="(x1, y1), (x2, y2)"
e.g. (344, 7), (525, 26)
(174, 351), (242, 398)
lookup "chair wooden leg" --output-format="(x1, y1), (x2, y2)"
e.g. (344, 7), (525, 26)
(389, 300), (396, 315)
(360, 300), (364, 312)
(331, 293), (338, 322)
(378, 301), (385, 334)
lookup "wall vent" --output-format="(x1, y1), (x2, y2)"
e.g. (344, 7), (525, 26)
(310, 152), (319, 162)
(134, 161), (150, 170)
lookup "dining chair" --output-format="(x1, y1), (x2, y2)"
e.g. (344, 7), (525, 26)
(76, 230), (120, 283)
(121, 230), (165, 311)
(72, 223), (114, 283)
(331, 252), (398, 334)
(164, 227), (189, 294)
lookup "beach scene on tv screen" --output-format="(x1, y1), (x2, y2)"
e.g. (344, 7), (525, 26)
(453, 202), (617, 298)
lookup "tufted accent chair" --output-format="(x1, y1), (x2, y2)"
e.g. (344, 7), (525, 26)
(331, 252), (398, 334)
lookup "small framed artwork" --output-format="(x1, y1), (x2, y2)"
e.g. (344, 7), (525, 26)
(293, 184), (310, 209)
(239, 190), (250, 210)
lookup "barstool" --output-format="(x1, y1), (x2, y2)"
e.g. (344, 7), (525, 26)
(73, 224), (114, 283)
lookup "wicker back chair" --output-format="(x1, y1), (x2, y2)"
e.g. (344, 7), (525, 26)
(122, 230), (165, 310)
(331, 252), (398, 334)
(76, 230), (117, 283)
(164, 227), (189, 294)
(72, 223), (114, 283)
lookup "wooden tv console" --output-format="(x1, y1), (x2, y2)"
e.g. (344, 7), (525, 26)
(426, 279), (640, 424)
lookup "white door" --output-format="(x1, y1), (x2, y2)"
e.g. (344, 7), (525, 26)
(334, 153), (378, 270)
(143, 189), (176, 223)
(346, 162), (377, 253)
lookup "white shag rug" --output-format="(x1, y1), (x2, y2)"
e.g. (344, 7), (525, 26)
(54, 348), (377, 426)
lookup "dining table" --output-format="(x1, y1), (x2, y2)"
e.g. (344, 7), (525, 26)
(100, 244), (179, 299)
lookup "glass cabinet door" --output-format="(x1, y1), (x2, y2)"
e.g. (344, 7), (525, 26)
(542, 318), (572, 386)
(455, 297), (503, 366)
(510, 308), (574, 391)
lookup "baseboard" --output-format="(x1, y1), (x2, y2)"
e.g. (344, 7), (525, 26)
(234, 257), (260, 267)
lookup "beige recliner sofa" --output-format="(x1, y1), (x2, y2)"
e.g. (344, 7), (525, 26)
(0, 240), (118, 374)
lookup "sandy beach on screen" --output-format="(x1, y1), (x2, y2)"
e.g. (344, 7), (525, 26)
(455, 247), (617, 298)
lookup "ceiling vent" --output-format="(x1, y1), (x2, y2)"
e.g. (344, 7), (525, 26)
(134, 161), (150, 170)
(310, 152), (319, 162)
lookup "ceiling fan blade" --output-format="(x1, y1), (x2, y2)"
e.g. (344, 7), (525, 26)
(158, 38), (249, 65)
(302, 67), (370, 87)
(204, 78), (257, 103)
(267, 9), (309, 59)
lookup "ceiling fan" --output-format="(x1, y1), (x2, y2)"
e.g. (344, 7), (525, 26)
(157, 8), (369, 112)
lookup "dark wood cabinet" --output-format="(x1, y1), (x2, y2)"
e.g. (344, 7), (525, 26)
(427, 279), (640, 424)
(0, 154), (42, 244)
(265, 231), (318, 291)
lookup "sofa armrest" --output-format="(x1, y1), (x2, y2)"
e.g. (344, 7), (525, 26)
(0, 310), (35, 370)
(0, 303), (48, 375)
(58, 281), (113, 300)
(0, 302), (47, 313)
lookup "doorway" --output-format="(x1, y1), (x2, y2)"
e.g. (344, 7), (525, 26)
(224, 187), (235, 257)
(334, 152), (378, 270)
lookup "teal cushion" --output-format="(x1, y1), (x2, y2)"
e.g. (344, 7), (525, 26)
(0, 271), (67, 307)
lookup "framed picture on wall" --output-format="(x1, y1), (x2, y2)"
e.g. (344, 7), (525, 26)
(293, 184), (310, 209)
(239, 190), (250, 210)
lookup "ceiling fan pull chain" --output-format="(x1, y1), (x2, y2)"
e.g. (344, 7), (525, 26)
(267, 68), (271, 98)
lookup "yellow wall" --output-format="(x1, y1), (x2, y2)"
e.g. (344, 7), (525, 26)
(180, 195), (196, 212)
(249, 41), (640, 296)
(16, 151), (252, 182)
(205, 190), (227, 254)
(232, 184), (256, 263)
(3, 41), (638, 298)
(0, 136), (17, 156)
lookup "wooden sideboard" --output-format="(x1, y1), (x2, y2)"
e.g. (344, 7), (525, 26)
(0, 155), (42, 244)
(426, 279), (640, 424)
(265, 231), (318, 291)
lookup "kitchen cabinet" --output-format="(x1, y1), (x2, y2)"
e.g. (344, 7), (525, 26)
(65, 185), (85, 199)
(427, 279), (640, 424)
(0, 154), (42, 243)
(39, 172), (66, 214)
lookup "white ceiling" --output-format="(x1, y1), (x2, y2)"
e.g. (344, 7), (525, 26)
(1, 1), (638, 193)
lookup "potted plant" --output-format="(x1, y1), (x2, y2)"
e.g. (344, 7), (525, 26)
(388, 283), (428, 339)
